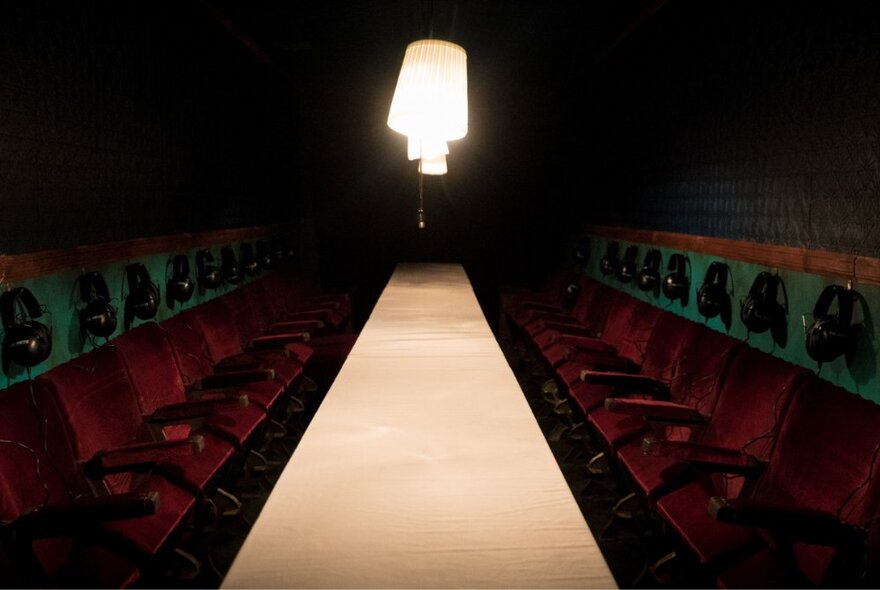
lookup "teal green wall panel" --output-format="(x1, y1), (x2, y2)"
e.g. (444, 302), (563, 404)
(584, 235), (879, 403)
(1, 243), (262, 387)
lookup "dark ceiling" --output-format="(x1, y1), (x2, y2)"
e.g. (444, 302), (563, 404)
(199, 0), (662, 290)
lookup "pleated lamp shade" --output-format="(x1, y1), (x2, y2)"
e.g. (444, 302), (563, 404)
(388, 40), (468, 142)
(407, 136), (449, 161)
(419, 154), (448, 175)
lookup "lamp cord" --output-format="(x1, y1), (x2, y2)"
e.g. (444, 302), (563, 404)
(417, 166), (426, 229)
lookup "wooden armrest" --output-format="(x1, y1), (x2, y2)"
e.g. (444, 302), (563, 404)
(709, 497), (864, 548)
(605, 398), (706, 424)
(642, 438), (762, 475)
(196, 368), (275, 390)
(83, 436), (204, 478)
(583, 370), (670, 398)
(248, 332), (311, 350)
(14, 491), (160, 538)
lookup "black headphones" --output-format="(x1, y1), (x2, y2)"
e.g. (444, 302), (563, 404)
(240, 242), (259, 277)
(271, 238), (288, 264)
(1, 287), (52, 371)
(599, 242), (619, 277)
(80, 271), (117, 339)
(196, 249), (223, 290)
(740, 272), (785, 335)
(805, 285), (854, 364)
(697, 261), (732, 327)
(662, 253), (691, 301)
(573, 238), (590, 265)
(256, 240), (273, 271)
(220, 246), (242, 285)
(617, 246), (639, 283)
(124, 263), (160, 327)
(166, 254), (194, 306)
(637, 249), (662, 292)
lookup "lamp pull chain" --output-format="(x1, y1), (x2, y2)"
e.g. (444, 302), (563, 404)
(417, 164), (426, 229)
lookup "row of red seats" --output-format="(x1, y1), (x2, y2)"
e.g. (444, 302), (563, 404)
(503, 274), (880, 588)
(0, 271), (356, 587)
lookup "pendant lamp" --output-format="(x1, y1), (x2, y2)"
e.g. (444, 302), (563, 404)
(388, 39), (467, 228)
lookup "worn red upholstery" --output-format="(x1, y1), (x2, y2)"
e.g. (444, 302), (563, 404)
(514, 276), (595, 337)
(549, 296), (660, 393)
(0, 381), (144, 587)
(712, 377), (880, 587)
(113, 322), (242, 489)
(194, 298), (303, 394)
(530, 282), (617, 350)
(500, 270), (575, 317)
(258, 272), (348, 330)
(622, 344), (808, 530)
(158, 311), (271, 442)
(242, 277), (357, 389)
(613, 328), (744, 506)
(570, 311), (700, 421)
(33, 357), (198, 561)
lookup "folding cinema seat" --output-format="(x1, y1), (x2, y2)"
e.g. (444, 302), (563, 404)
(33, 355), (208, 577)
(257, 272), (351, 332)
(270, 268), (354, 317)
(499, 268), (572, 316)
(0, 380), (151, 587)
(651, 376), (880, 588)
(157, 310), (277, 441)
(537, 296), (665, 443)
(608, 344), (809, 516)
(529, 280), (617, 351)
(112, 322), (270, 491)
(236, 281), (314, 365)
(241, 277), (359, 391)
(506, 275), (595, 336)
(577, 312), (705, 458)
(548, 294), (663, 390)
(191, 297), (305, 402)
(569, 312), (703, 417)
(219, 286), (314, 369)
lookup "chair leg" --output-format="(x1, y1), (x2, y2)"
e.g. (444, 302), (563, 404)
(587, 451), (608, 474)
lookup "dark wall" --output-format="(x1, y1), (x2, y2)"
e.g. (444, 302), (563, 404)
(587, 0), (880, 258)
(0, 1), (299, 254)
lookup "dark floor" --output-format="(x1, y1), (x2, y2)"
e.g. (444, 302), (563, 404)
(161, 336), (706, 589)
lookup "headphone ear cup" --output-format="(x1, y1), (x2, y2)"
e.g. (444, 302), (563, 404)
(221, 247), (242, 285)
(168, 275), (195, 303)
(3, 320), (52, 369)
(600, 256), (617, 276)
(81, 298), (117, 338)
(806, 317), (848, 362)
(168, 255), (195, 304)
(806, 285), (854, 363)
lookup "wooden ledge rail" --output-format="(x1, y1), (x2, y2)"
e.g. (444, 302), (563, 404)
(0, 226), (273, 283)
(585, 224), (880, 287)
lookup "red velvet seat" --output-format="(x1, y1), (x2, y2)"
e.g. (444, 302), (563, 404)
(511, 276), (595, 336)
(0, 381), (145, 587)
(500, 270), (575, 319)
(707, 377), (880, 587)
(206, 294), (306, 389)
(241, 277), (357, 389)
(529, 281), (616, 350)
(158, 311), (272, 442)
(549, 296), (661, 394)
(614, 344), (809, 517)
(258, 272), (351, 331)
(30, 358), (202, 573)
(610, 329), (744, 507)
(569, 311), (701, 420)
(113, 322), (246, 490)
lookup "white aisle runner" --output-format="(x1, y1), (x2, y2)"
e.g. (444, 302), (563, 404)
(222, 263), (616, 589)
